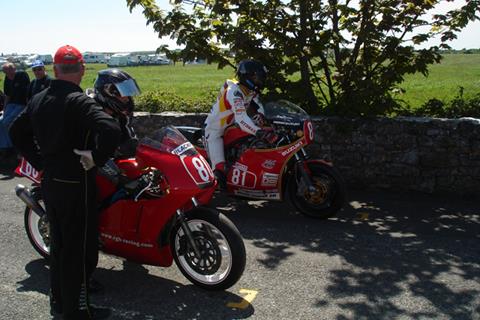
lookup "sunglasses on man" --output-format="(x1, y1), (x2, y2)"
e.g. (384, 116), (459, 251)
(32, 67), (44, 72)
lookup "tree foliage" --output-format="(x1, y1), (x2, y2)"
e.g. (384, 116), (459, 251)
(127, 0), (480, 116)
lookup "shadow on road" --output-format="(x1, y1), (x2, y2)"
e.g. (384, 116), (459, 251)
(213, 188), (480, 320)
(16, 260), (254, 320)
(0, 166), (16, 180)
(16, 259), (50, 295)
(94, 261), (254, 320)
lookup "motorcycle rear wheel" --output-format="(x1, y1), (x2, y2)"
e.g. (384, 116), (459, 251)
(24, 200), (50, 259)
(287, 162), (346, 219)
(171, 207), (246, 291)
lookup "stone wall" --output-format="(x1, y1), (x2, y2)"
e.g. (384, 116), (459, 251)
(132, 112), (480, 196)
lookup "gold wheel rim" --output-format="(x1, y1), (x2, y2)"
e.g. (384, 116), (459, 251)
(304, 177), (329, 204)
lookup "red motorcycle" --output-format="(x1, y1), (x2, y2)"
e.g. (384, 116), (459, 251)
(15, 126), (246, 290)
(177, 100), (347, 219)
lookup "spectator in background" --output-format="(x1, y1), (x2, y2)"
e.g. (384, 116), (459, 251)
(0, 62), (30, 164)
(0, 90), (5, 112)
(28, 60), (51, 100)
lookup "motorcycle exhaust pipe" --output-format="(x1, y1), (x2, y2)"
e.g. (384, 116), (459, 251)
(15, 184), (45, 217)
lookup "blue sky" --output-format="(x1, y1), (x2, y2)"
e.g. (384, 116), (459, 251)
(0, 0), (478, 56)
(0, 0), (172, 55)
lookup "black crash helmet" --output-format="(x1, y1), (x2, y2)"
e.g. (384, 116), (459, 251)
(93, 68), (141, 116)
(236, 60), (268, 93)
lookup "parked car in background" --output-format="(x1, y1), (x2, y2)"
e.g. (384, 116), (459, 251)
(128, 55), (140, 66)
(185, 58), (207, 65)
(83, 52), (107, 64)
(25, 54), (53, 65)
(150, 55), (170, 65)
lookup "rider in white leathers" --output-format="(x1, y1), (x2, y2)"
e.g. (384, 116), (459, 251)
(204, 60), (275, 188)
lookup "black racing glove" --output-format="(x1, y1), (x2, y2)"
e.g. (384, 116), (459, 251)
(255, 128), (278, 144)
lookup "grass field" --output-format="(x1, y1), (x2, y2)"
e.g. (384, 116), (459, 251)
(399, 53), (480, 109)
(2, 54), (479, 112)
(82, 63), (233, 98)
(0, 63), (233, 100)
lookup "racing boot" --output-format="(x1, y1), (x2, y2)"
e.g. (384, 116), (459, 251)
(213, 162), (227, 190)
(88, 278), (104, 295)
(63, 305), (112, 320)
(49, 293), (62, 317)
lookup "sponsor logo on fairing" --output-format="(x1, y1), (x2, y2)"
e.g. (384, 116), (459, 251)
(281, 140), (304, 156)
(261, 159), (276, 169)
(261, 173), (279, 187)
(272, 120), (300, 126)
(101, 233), (154, 248)
(172, 142), (194, 155)
(233, 189), (280, 200)
(233, 162), (248, 171)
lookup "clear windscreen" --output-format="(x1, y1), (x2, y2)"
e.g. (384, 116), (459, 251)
(139, 126), (197, 156)
(264, 100), (308, 117)
(264, 100), (310, 124)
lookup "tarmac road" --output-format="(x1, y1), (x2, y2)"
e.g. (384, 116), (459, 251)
(0, 168), (479, 320)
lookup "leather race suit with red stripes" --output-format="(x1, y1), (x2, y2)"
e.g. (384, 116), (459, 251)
(204, 79), (265, 170)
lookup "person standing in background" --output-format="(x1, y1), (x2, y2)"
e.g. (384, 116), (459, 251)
(28, 60), (51, 100)
(0, 90), (5, 112)
(0, 62), (29, 164)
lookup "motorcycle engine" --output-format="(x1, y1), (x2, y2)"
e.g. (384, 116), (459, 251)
(226, 139), (252, 164)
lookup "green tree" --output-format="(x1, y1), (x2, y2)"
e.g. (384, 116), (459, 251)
(157, 45), (182, 65)
(127, 0), (480, 116)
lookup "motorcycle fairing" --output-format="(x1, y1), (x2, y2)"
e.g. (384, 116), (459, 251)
(226, 136), (308, 200)
(99, 197), (174, 267)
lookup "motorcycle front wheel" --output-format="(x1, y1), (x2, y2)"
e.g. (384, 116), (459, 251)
(171, 207), (246, 291)
(287, 162), (347, 219)
(24, 200), (50, 259)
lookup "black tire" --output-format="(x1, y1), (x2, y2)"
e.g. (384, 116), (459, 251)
(24, 195), (50, 259)
(287, 162), (347, 219)
(170, 207), (246, 291)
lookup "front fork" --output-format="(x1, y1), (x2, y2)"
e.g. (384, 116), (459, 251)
(176, 197), (202, 258)
(293, 149), (317, 195)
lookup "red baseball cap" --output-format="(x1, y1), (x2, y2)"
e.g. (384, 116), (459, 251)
(54, 45), (84, 64)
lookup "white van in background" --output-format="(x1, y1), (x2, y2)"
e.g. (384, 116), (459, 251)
(83, 52), (106, 64)
(107, 53), (130, 67)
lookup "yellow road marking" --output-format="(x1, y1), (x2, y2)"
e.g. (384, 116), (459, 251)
(359, 212), (369, 221)
(227, 289), (258, 309)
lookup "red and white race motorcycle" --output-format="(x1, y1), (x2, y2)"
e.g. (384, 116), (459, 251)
(15, 126), (246, 290)
(177, 100), (347, 219)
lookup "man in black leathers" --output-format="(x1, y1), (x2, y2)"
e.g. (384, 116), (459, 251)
(10, 45), (120, 320)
